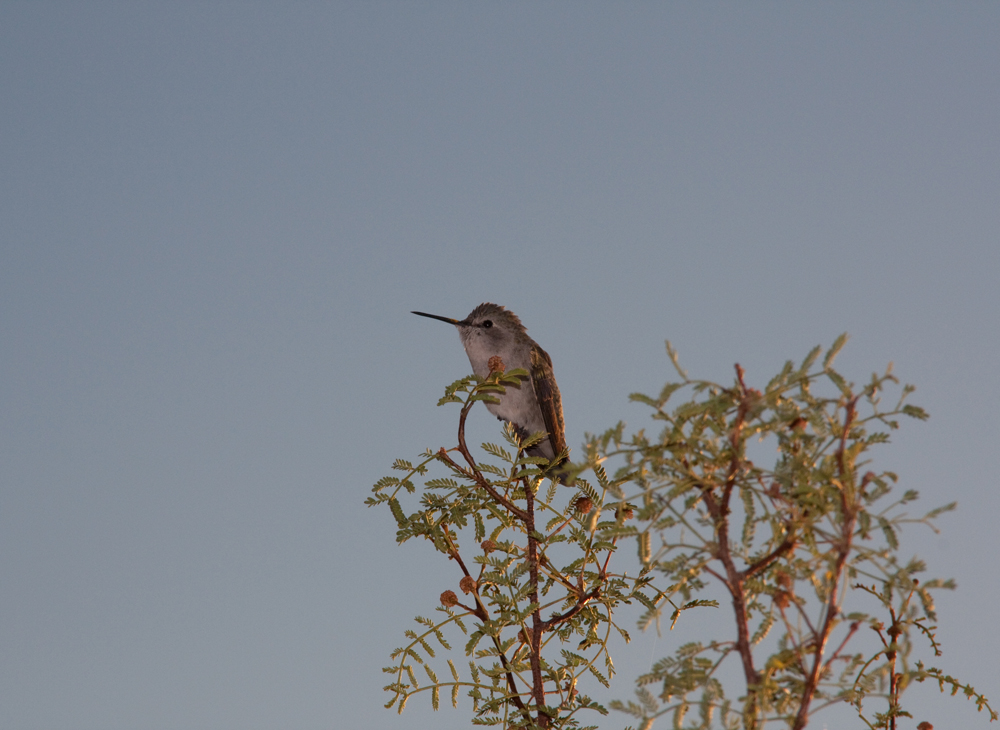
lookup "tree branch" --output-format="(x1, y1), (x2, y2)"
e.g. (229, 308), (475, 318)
(715, 364), (760, 694)
(440, 399), (529, 522)
(440, 526), (526, 710)
(743, 535), (796, 579)
(524, 483), (548, 726)
(793, 397), (859, 730)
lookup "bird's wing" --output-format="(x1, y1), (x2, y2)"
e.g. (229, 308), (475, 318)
(530, 345), (567, 462)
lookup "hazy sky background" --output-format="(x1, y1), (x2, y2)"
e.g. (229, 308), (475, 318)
(2, 4), (998, 729)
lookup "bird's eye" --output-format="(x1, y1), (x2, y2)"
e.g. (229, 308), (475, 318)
(482, 320), (493, 328)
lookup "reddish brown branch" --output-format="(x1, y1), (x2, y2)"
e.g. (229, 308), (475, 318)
(440, 526), (489, 622)
(536, 555), (581, 595)
(451, 392), (548, 724)
(439, 401), (528, 522)
(440, 388), (544, 714)
(440, 527), (525, 709)
(792, 397), (860, 730)
(703, 565), (729, 587)
(702, 365), (762, 699)
(698, 365), (783, 720)
(744, 536), (796, 579)
(541, 587), (602, 631)
(524, 483), (548, 726)
(600, 539), (617, 578)
(825, 621), (861, 672)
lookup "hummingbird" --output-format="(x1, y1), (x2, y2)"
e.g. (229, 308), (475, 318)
(412, 303), (569, 480)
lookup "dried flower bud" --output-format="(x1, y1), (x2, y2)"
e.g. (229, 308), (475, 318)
(574, 496), (593, 514)
(774, 590), (792, 609)
(788, 417), (807, 431)
(459, 576), (477, 594)
(487, 355), (505, 374)
(776, 570), (793, 590)
(440, 590), (459, 607)
(616, 506), (634, 521)
(917, 722), (934, 730)
(480, 539), (497, 554)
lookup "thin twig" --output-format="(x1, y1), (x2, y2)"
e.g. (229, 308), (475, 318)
(448, 400), (529, 522)
(440, 526), (526, 709)
(744, 536), (796, 579)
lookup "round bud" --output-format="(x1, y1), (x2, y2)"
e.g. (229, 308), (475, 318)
(774, 590), (790, 609)
(440, 590), (459, 607)
(459, 576), (477, 594)
(776, 569), (793, 590)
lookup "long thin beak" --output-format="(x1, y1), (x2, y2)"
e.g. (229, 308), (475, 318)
(412, 311), (462, 325)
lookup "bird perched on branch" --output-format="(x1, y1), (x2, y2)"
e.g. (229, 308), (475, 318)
(412, 303), (569, 481)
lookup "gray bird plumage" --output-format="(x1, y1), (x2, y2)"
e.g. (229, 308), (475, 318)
(412, 303), (568, 478)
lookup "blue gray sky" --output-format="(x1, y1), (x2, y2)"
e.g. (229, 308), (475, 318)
(2, 4), (998, 729)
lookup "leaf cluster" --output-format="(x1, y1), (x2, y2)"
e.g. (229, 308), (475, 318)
(369, 339), (995, 730)
(369, 368), (661, 729)
(587, 337), (993, 729)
